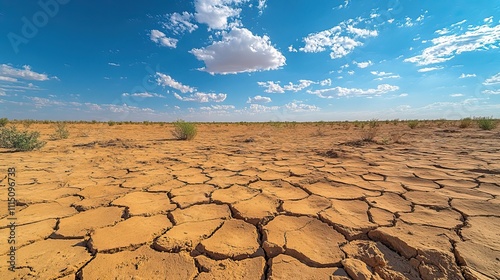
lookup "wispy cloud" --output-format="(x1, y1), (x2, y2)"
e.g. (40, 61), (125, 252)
(370, 71), (400, 80)
(150, 29), (178, 48)
(156, 72), (226, 103)
(482, 89), (500, 95)
(0, 64), (51, 81)
(417, 66), (443, 72)
(156, 73), (195, 93)
(163, 12), (198, 34)
(122, 92), (165, 98)
(405, 21), (500, 66)
(108, 62), (120, 67)
(482, 72), (500, 95)
(483, 72), (500, 85)
(257, 0), (267, 15)
(459, 73), (476, 79)
(308, 84), (399, 98)
(174, 92), (227, 102)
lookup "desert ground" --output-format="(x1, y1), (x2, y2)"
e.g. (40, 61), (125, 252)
(0, 121), (499, 279)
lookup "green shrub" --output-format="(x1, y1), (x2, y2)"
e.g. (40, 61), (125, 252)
(458, 117), (473, 129)
(476, 117), (497, 130)
(0, 118), (8, 127)
(0, 126), (46, 151)
(50, 123), (70, 140)
(108, 120), (116, 126)
(172, 120), (197, 140)
(407, 120), (419, 129)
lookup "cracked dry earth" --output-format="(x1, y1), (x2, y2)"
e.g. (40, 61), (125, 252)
(0, 123), (499, 280)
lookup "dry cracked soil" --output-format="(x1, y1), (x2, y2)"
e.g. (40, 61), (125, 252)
(0, 122), (499, 279)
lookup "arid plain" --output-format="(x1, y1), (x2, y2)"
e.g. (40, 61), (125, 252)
(0, 121), (499, 279)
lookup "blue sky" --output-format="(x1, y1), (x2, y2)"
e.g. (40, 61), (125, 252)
(1, 0), (499, 122)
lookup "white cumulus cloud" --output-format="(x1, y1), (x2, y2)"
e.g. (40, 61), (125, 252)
(353, 60), (373, 68)
(257, 81), (284, 93)
(247, 95), (272, 104)
(300, 21), (377, 59)
(190, 27), (286, 74)
(257, 80), (314, 93)
(320, 78), (332, 86)
(194, 0), (247, 30)
(285, 101), (319, 112)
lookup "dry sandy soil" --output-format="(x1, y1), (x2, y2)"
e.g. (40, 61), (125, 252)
(0, 122), (499, 280)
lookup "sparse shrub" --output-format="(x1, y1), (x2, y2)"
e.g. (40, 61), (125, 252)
(108, 121), (116, 126)
(172, 120), (197, 140)
(361, 127), (378, 142)
(476, 117), (497, 130)
(407, 120), (419, 129)
(368, 118), (379, 128)
(0, 126), (46, 151)
(311, 128), (326, 137)
(0, 118), (8, 127)
(22, 119), (35, 128)
(458, 117), (473, 129)
(50, 123), (69, 140)
(392, 119), (400, 125)
(390, 132), (406, 144)
(78, 129), (90, 137)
